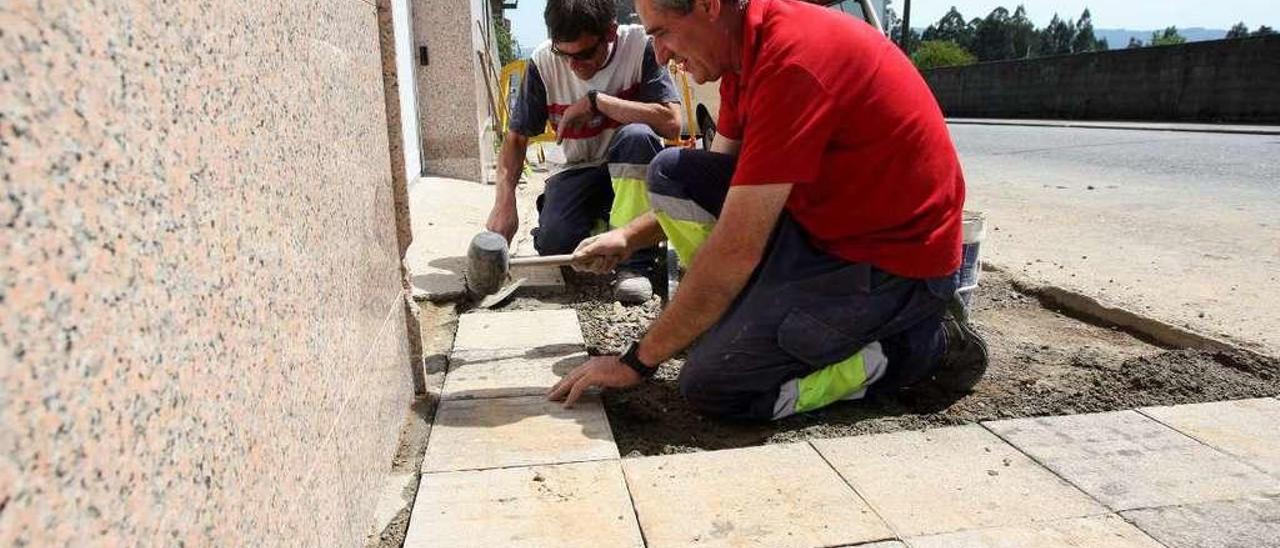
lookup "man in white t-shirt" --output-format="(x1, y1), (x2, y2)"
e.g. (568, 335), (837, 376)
(485, 0), (683, 303)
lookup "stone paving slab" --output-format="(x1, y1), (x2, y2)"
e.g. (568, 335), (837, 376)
(986, 411), (1280, 511)
(451, 309), (584, 362)
(509, 263), (566, 291)
(441, 351), (587, 400)
(404, 176), (562, 301)
(422, 395), (617, 473)
(813, 425), (1105, 536)
(404, 177), (491, 301)
(908, 514), (1163, 548)
(622, 443), (893, 548)
(1140, 398), (1280, 477)
(1120, 495), (1280, 548)
(405, 460), (643, 548)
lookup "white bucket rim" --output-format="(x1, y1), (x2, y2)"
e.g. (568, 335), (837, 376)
(962, 210), (986, 244)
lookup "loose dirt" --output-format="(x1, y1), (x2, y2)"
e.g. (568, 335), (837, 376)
(472, 268), (1280, 457)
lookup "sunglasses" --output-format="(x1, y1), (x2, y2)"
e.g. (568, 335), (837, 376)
(551, 37), (608, 62)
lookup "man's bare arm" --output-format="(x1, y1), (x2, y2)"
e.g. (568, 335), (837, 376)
(547, 183), (790, 408)
(485, 131), (531, 240)
(636, 184), (792, 366)
(710, 134), (741, 156)
(569, 211), (665, 274)
(596, 95), (683, 140)
(568, 135), (737, 273)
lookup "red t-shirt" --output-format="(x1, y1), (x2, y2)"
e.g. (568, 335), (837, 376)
(717, 0), (964, 278)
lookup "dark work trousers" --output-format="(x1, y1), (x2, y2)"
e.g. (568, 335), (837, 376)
(646, 147), (956, 420)
(533, 124), (662, 272)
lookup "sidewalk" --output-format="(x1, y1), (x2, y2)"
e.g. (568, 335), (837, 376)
(403, 306), (1280, 547)
(396, 160), (1280, 547)
(403, 173), (557, 302)
(948, 118), (1280, 136)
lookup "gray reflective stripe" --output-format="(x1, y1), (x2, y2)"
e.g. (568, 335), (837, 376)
(648, 193), (717, 224)
(607, 163), (648, 180)
(862, 341), (887, 387)
(772, 379), (800, 420)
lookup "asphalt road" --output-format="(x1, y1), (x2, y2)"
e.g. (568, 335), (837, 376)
(951, 123), (1280, 356)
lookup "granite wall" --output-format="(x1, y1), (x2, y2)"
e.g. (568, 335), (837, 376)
(377, 0), (429, 394)
(1, 0), (415, 545)
(922, 36), (1280, 123)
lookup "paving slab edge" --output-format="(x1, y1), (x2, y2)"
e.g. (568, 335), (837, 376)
(1133, 401), (1280, 482)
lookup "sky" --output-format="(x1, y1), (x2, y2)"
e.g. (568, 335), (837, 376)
(506, 0), (1277, 49)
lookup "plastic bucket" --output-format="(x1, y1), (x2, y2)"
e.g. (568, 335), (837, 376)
(956, 210), (985, 310)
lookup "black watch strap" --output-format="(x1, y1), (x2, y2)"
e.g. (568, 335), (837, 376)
(620, 341), (657, 379)
(587, 89), (600, 115)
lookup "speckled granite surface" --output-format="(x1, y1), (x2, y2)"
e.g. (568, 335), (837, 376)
(1, 0), (413, 545)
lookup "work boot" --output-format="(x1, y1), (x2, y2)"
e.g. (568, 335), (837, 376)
(927, 295), (989, 393)
(613, 268), (654, 304)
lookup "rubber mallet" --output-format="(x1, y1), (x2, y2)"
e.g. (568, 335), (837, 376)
(466, 231), (576, 296)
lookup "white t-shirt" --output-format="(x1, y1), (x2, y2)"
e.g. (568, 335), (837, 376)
(509, 25), (681, 175)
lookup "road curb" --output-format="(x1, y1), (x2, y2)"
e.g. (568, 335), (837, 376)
(947, 119), (1280, 136)
(987, 264), (1274, 361)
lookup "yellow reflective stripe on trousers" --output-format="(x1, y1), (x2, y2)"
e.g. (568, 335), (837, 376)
(654, 211), (714, 267)
(610, 177), (651, 228)
(793, 350), (868, 414)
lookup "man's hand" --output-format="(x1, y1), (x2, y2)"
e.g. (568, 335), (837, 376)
(547, 355), (642, 407)
(485, 198), (518, 242)
(571, 229), (631, 273)
(556, 95), (596, 144)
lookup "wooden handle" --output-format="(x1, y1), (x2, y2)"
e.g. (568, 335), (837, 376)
(509, 254), (576, 267)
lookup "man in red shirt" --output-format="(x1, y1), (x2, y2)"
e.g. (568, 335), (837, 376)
(550, 0), (988, 420)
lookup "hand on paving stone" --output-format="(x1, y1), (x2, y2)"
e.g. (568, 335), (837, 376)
(571, 230), (629, 273)
(555, 95), (595, 144)
(547, 355), (641, 408)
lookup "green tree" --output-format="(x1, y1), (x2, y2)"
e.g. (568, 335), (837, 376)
(1227, 22), (1250, 39)
(884, 0), (922, 50)
(1010, 5), (1036, 58)
(911, 40), (977, 69)
(897, 25), (923, 50)
(1097, 37), (1110, 50)
(494, 18), (518, 65)
(1034, 14), (1074, 56)
(1254, 26), (1276, 36)
(971, 8), (1015, 61)
(922, 7), (976, 51)
(1072, 8), (1100, 52)
(1150, 26), (1186, 46)
(884, 0), (901, 38)
(1126, 37), (1144, 48)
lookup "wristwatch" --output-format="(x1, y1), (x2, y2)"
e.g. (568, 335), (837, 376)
(620, 340), (658, 379)
(587, 89), (600, 115)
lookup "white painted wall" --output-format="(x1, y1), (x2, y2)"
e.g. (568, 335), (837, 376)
(393, 0), (424, 186)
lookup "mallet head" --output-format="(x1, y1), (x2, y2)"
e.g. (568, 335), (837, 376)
(466, 231), (510, 296)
